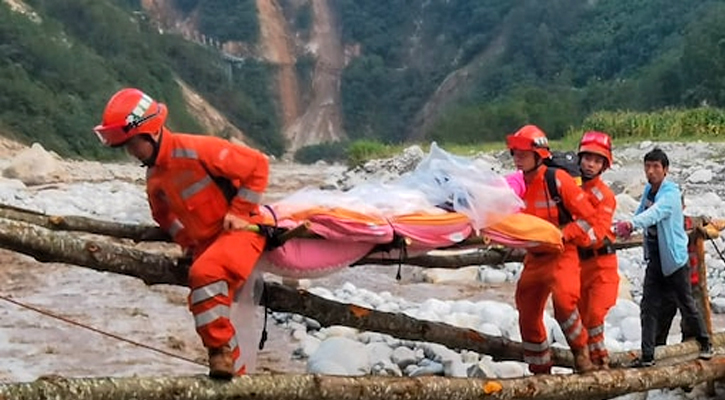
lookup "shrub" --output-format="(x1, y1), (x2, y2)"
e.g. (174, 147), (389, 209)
(294, 141), (348, 164)
(346, 139), (394, 167)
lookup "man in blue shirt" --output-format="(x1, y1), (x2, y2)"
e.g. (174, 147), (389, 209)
(616, 148), (713, 367)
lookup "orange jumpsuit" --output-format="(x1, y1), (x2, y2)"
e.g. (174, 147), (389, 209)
(146, 130), (268, 376)
(577, 176), (619, 366)
(517, 165), (598, 374)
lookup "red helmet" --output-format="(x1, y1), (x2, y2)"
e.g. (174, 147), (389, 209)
(506, 125), (552, 159)
(94, 88), (168, 147)
(578, 131), (613, 168)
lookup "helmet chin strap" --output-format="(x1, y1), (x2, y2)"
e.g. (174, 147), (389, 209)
(578, 154), (604, 182)
(580, 164), (607, 181)
(523, 156), (544, 174)
(140, 130), (162, 167)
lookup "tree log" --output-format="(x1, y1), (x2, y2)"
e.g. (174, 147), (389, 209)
(0, 204), (162, 242)
(694, 228), (714, 336)
(2, 358), (725, 400)
(356, 247), (526, 268)
(0, 217), (188, 286)
(0, 203), (651, 268)
(356, 236), (644, 268)
(263, 283), (725, 369)
(1, 217), (722, 370)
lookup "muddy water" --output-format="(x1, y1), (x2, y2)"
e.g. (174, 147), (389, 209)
(0, 251), (520, 382)
(0, 161), (349, 382)
(0, 161), (351, 381)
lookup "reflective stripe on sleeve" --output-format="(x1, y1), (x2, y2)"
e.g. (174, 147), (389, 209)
(236, 187), (263, 204)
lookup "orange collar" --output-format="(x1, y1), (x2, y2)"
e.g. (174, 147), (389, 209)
(523, 164), (546, 184)
(153, 128), (174, 167)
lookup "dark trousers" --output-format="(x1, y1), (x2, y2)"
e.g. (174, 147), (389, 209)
(640, 259), (709, 360)
(655, 284), (703, 345)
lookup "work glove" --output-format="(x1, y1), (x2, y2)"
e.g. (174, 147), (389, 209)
(614, 221), (633, 240)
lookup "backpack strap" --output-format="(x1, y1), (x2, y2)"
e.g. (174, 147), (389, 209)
(545, 167), (573, 226)
(199, 161), (237, 204)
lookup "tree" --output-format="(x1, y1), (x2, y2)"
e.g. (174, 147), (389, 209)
(680, 3), (725, 107)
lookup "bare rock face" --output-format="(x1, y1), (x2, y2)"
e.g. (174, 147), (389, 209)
(2, 143), (69, 185)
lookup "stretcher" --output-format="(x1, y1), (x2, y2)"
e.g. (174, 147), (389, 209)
(254, 144), (564, 279)
(257, 208), (565, 278)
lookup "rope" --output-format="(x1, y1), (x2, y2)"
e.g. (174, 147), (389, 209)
(0, 293), (205, 367)
(709, 237), (725, 265)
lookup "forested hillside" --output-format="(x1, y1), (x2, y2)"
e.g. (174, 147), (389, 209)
(2, 0), (725, 160)
(0, 0), (281, 158)
(338, 0), (725, 145)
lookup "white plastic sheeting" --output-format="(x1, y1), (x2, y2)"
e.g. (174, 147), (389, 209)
(396, 143), (522, 229)
(269, 143), (523, 231)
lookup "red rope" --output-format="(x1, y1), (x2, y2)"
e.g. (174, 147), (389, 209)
(0, 293), (205, 367)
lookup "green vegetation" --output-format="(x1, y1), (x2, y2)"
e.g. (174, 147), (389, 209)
(429, 86), (582, 145)
(7, 0), (725, 162)
(293, 139), (402, 167)
(566, 108), (725, 141)
(170, 0), (258, 42)
(293, 141), (347, 164)
(345, 139), (401, 167)
(158, 37), (282, 155)
(337, 0), (725, 147)
(0, 0), (281, 158)
(197, 0), (258, 42)
(298, 108), (725, 167)
(337, 0), (513, 143)
(292, 1), (313, 33)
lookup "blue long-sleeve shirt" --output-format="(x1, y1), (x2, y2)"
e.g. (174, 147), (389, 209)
(632, 178), (688, 276)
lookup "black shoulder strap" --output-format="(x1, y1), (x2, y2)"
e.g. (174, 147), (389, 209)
(545, 167), (572, 226)
(200, 162), (237, 204)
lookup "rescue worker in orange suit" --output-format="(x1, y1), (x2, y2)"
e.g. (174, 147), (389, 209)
(506, 125), (599, 374)
(94, 88), (269, 380)
(575, 131), (619, 369)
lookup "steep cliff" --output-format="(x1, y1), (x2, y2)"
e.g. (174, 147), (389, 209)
(142, 0), (346, 153)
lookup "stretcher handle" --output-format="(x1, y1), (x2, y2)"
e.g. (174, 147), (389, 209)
(247, 220), (313, 246)
(277, 221), (312, 244)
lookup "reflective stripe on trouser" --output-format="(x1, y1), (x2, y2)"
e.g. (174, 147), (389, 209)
(587, 327), (608, 361)
(522, 340), (552, 373)
(551, 245), (588, 350)
(579, 253), (619, 362)
(188, 229), (265, 376)
(516, 254), (557, 373)
(559, 308), (586, 347)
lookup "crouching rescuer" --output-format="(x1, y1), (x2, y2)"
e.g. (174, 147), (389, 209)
(506, 125), (600, 374)
(94, 88), (269, 379)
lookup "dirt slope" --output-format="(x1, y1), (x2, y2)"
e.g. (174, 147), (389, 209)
(177, 80), (248, 143)
(256, 0), (301, 130)
(408, 31), (508, 141)
(282, 0), (345, 152)
(141, 0), (346, 153)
